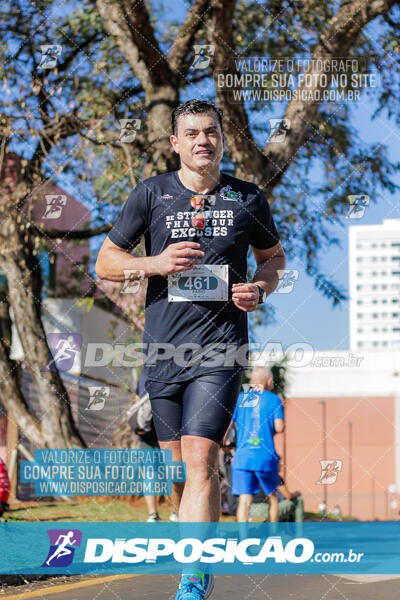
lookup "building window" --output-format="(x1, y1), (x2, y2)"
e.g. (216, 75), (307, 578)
(358, 342), (363, 347)
(372, 313), (378, 318)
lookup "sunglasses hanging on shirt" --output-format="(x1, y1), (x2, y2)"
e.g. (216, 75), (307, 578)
(190, 195), (216, 230)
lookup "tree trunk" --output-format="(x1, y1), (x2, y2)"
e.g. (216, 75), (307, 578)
(143, 83), (180, 177)
(0, 203), (84, 449)
(0, 293), (44, 447)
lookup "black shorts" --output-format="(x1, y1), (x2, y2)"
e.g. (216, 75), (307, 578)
(146, 369), (243, 444)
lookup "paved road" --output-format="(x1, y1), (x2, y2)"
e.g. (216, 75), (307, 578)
(3, 574), (400, 600)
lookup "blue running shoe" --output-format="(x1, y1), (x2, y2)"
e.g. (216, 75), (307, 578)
(204, 573), (215, 599)
(175, 574), (205, 600)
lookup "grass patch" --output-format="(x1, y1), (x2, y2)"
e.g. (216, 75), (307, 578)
(1, 498), (236, 522)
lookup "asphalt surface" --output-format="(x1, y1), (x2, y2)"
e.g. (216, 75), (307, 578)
(3, 574), (400, 600)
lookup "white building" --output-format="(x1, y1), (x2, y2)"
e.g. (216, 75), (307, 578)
(349, 218), (400, 351)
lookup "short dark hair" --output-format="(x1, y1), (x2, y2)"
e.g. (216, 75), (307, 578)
(171, 99), (223, 136)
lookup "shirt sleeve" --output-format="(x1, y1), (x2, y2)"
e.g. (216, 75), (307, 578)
(249, 189), (280, 250)
(108, 183), (148, 250)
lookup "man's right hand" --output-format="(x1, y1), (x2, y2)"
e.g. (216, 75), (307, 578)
(151, 242), (205, 276)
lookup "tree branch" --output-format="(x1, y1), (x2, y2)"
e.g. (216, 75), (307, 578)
(260, 0), (400, 191)
(210, 0), (268, 180)
(34, 223), (113, 240)
(210, 0), (400, 190)
(168, 0), (212, 77)
(96, 0), (173, 88)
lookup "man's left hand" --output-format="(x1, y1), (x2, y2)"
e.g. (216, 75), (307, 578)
(231, 282), (261, 312)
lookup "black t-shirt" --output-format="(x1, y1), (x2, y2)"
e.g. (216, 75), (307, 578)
(108, 170), (280, 382)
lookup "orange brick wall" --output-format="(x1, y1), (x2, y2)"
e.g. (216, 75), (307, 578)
(277, 396), (396, 520)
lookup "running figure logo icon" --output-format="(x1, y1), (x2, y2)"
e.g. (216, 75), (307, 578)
(275, 269), (299, 294)
(346, 194), (370, 219)
(86, 386), (110, 410)
(42, 529), (82, 567)
(42, 333), (82, 372)
(39, 45), (62, 69)
(190, 45), (215, 69)
(240, 383), (263, 407)
(42, 194), (67, 219)
(316, 460), (343, 485)
(268, 118), (291, 143)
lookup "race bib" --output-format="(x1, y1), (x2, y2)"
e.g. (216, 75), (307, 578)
(168, 264), (229, 302)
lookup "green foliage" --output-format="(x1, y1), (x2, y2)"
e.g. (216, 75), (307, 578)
(1, 0), (399, 315)
(270, 354), (289, 400)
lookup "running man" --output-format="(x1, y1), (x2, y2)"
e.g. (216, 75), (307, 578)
(95, 99), (286, 599)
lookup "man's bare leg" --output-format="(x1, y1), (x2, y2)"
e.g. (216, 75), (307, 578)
(158, 440), (185, 514)
(269, 492), (279, 522)
(236, 494), (252, 522)
(179, 435), (221, 522)
(144, 494), (158, 514)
